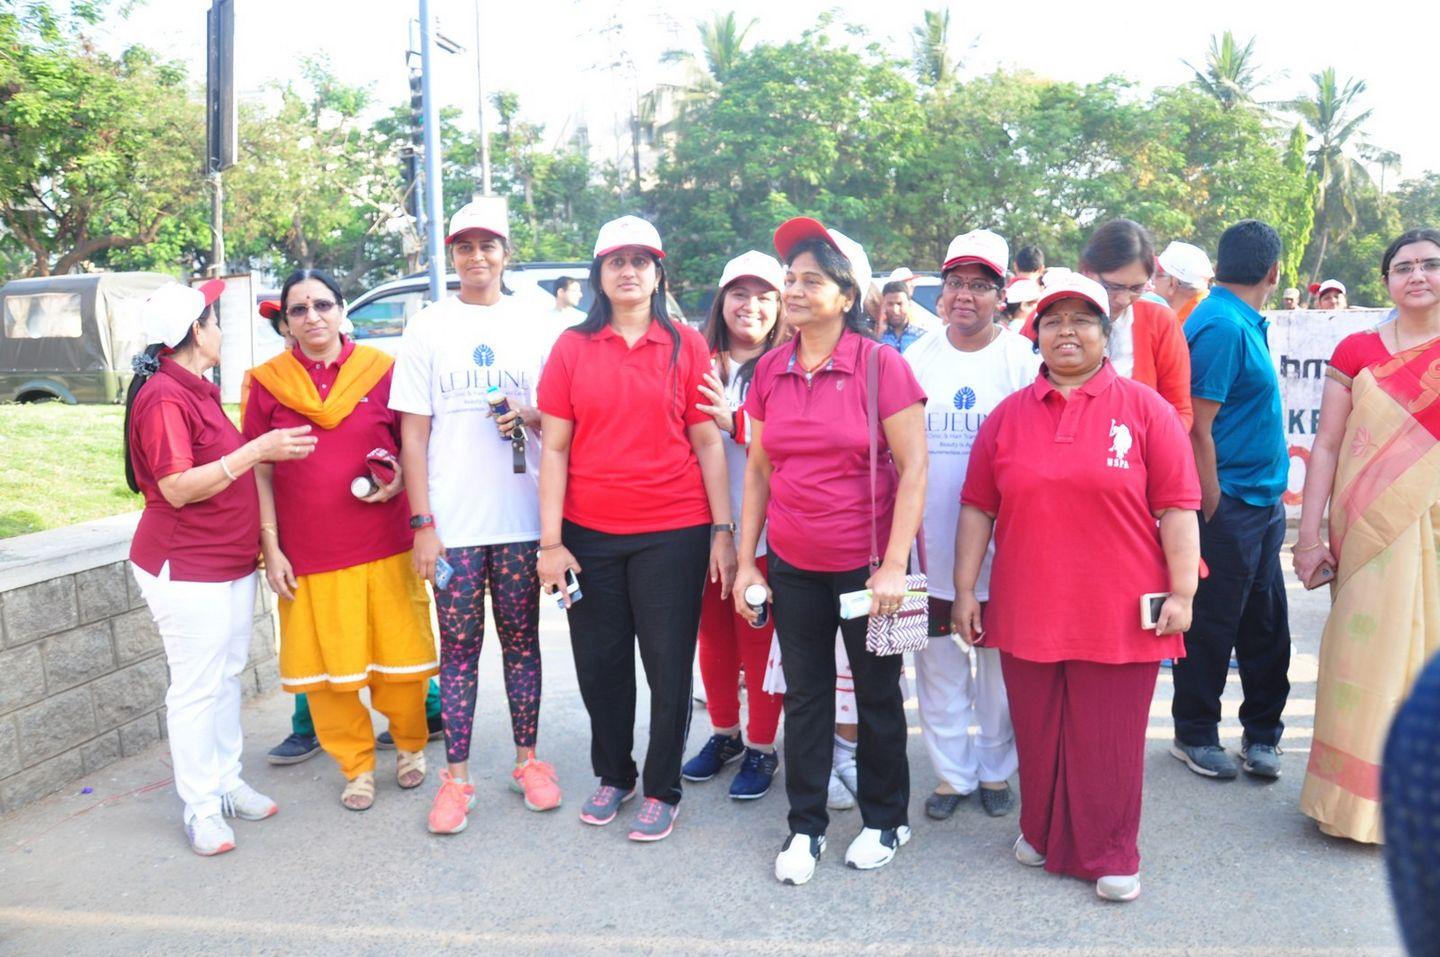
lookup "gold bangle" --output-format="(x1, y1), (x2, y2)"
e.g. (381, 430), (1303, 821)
(1292, 541), (1323, 552)
(260, 522), (278, 537)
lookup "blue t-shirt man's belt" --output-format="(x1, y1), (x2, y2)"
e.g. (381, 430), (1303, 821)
(1183, 286), (1288, 507)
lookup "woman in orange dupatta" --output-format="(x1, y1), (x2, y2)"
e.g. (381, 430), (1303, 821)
(243, 269), (438, 812)
(1294, 228), (1440, 843)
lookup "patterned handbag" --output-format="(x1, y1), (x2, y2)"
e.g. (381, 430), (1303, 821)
(862, 343), (929, 656)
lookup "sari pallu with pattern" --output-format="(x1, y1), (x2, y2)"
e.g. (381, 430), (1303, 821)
(1300, 338), (1440, 843)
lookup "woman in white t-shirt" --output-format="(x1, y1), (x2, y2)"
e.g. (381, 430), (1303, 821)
(905, 229), (1039, 821)
(682, 251), (786, 800)
(389, 202), (562, 836)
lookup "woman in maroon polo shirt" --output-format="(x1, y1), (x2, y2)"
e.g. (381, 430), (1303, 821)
(124, 281), (315, 856)
(733, 217), (928, 885)
(536, 215), (737, 842)
(954, 272), (1201, 902)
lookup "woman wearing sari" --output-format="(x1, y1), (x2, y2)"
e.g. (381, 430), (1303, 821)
(1294, 228), (1440, 844)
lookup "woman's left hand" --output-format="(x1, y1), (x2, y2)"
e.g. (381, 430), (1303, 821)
(865, 560), (907, 617)
(695, 372), (734, 435)
(360, 460), (405, 504)
(1155, 593), (1193, 636)
(709, 531), (738, 600)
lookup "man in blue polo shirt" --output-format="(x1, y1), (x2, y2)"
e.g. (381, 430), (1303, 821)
(1171, 219), (1291, 782)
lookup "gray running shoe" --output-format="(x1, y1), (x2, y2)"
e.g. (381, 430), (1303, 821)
(1169, 741), (1239, 780)
(626, 797), (678, 842)
(579, 784), (636, 826)
(1240, 738), (1283, 780)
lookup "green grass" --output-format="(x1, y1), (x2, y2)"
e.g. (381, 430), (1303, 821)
(0, 404), (142, 538)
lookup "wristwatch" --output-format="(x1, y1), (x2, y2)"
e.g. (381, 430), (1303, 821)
(410, 514), (436, 530)
(712, 522), (736, 534)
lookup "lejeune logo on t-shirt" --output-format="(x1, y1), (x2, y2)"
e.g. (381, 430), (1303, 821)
(1107, 420), (1133, 470)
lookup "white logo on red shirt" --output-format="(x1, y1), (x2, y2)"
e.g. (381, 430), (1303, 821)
(1107, 419), (1132, 470)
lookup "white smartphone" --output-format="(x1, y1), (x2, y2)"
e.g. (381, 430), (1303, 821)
(1140, 592), (1169, 630)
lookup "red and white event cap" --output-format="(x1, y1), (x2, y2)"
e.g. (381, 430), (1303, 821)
(445, 200), (509, 244)
(1005, 277), (1042, 305)
(1157, 241), (1214, 287)
(1309, 279), (1346, 296)
(942, 229), (1009, 278)
(886, 267), (916, 284)
(718, 250), (784, 292)
(258, 299), (282, 321)
(594, 215), (665, 259)
(772, 217), (872, 299)
(1034, 272), (1111, 319)
(143, 279), (225, 348)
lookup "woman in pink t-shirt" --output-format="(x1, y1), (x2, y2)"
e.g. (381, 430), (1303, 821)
(734, 217), (927, 885)
(956, 273), (1200, 903)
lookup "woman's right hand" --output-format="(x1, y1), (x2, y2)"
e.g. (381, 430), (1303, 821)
(412, 526), (445, 584)
(1291, 541), (1336, 586)
(732, 562), (769, 623)
(253, 425), (318, 463)
(262, 542), (298, 601)
(537, 545), (582, 607)
(951, 590), (983, 646)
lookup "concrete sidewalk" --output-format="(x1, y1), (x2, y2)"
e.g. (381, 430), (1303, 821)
(0, 570), (1403, 957)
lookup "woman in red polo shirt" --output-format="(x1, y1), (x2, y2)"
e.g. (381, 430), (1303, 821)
(125, 281), (316, 856)
(244, 269), (438, 813)
(536, 215), (737, 843)
(955, 273), (1200, 902)
(733, 217), (928, 885)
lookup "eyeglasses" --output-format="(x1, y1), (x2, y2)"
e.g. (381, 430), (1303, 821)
(1388, 258), (1440, 278)
(1037, 314), (1102, 332)
(1097, 278), (1148, 297)
(941, 278), (1000, 295)
(286, 299), (338, 320)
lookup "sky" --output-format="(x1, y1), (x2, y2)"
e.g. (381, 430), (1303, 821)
(101, 0), (1438, 185)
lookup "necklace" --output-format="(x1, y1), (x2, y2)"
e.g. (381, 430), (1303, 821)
(796, 348), (836, 382)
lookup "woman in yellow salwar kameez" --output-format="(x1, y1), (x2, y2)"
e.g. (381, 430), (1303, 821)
(243, 269), (438, 812)
(1294, 228), (1440, 843)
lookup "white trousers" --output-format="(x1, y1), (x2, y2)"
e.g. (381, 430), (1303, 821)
(132, 563), (255, 822)
(914, 637), (1017, 792)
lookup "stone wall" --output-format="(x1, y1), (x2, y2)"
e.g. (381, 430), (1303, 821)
(0, 514), (278, 813)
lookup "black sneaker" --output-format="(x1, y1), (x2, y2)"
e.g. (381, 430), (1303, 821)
(377, 713), (445, 750)
(681, 732), (745, 782)
(728, 747), (779, 800)
(266, 732), (320, 765)
(980, 785), (1015, 817)
(1240, 738), (1282, 780)
(1169, 741), (1239, 780)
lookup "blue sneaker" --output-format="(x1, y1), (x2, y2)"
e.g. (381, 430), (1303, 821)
(729, 747), (778, 800)
(266, 732), (320, 766)
(681, 732), (744, 782)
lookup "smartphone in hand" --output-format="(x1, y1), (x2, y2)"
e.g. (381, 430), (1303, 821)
(1140, 592), (1168, 631)
(434, 556), (455, 591)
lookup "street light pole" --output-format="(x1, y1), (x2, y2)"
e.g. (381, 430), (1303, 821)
(474, 0), (491, 196)
(419, 0), (446, 302)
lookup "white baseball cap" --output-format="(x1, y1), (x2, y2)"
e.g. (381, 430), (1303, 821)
(718, 250), (784, 292)
(887, 267), (916, 284)
(1005, 277), (1042, 305)
(445, 200), (509, 244)
(143, 279), (225, 348)
(1033, 272), (1111, 320)
(594, 215), (665, 259)
(1157, 241), (1214, 287)
(1309, 279), (1346, 296)
(942, 229), (1009, 280)
(772, 217), (872, 301)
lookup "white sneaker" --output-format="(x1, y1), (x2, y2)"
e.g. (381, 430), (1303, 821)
(1096, 873), (1141, 902)
(826, 768), (856, 810)
(185, 813), (236, 856)
(221, 782), (278, 821)
(844, 825), (911, 870)
(1013, 834), (1046, 867)
(774, 832), (825, 885)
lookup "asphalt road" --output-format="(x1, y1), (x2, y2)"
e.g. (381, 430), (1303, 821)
(0, 565), (1404, 957)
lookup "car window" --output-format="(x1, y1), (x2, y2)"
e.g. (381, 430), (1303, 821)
(346, 290), (424, 340)
(3, 292), (83, 338)
(910, 284), (940, 315)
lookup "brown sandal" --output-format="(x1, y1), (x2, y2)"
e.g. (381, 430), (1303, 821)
(341, 772), (375, 811)
(397, 749), (427, 789)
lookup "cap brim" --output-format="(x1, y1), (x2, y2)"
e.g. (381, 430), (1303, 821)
(197, 278), (226, 307)
(1034, 290), (1108, 320)
(445, 226), (507, 245)
(720, 272), (780, 292)
(594, 243), (665, 260)
(942, 255), (1005, 279)
(773, 217), (835, 263)
(257, 301), (281, 320)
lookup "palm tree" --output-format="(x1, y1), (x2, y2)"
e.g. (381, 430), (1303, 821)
(912, 9), (961, 87)
(1184, 31), (1266, 110)
(1281, 68), (1374, 282)
(658, 12), (757, 117)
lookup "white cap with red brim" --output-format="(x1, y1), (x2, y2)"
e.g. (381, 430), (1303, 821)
(1033, 272), (1111, 320)
(1005, 277), (1042, 305)
(773, 217), (872, 302)
(143, 279), (225, 348)
(594, 215), (665, 259)
(1309, 279), (1346, 296)
(445, 200), (510, 244)
(942, 229), (1009, 279)
(718, 250), (783, 292)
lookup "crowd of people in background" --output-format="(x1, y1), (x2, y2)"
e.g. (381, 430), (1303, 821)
(119, 198), (1440, 920)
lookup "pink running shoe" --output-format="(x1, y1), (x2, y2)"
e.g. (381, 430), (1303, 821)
(511, 758), (563, 812)
(427, 770), (476, 835)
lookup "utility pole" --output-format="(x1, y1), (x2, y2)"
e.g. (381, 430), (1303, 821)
(473, 0), (491, 196)
(418, 0), (445, 302)
(205, 0), (235, 276)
